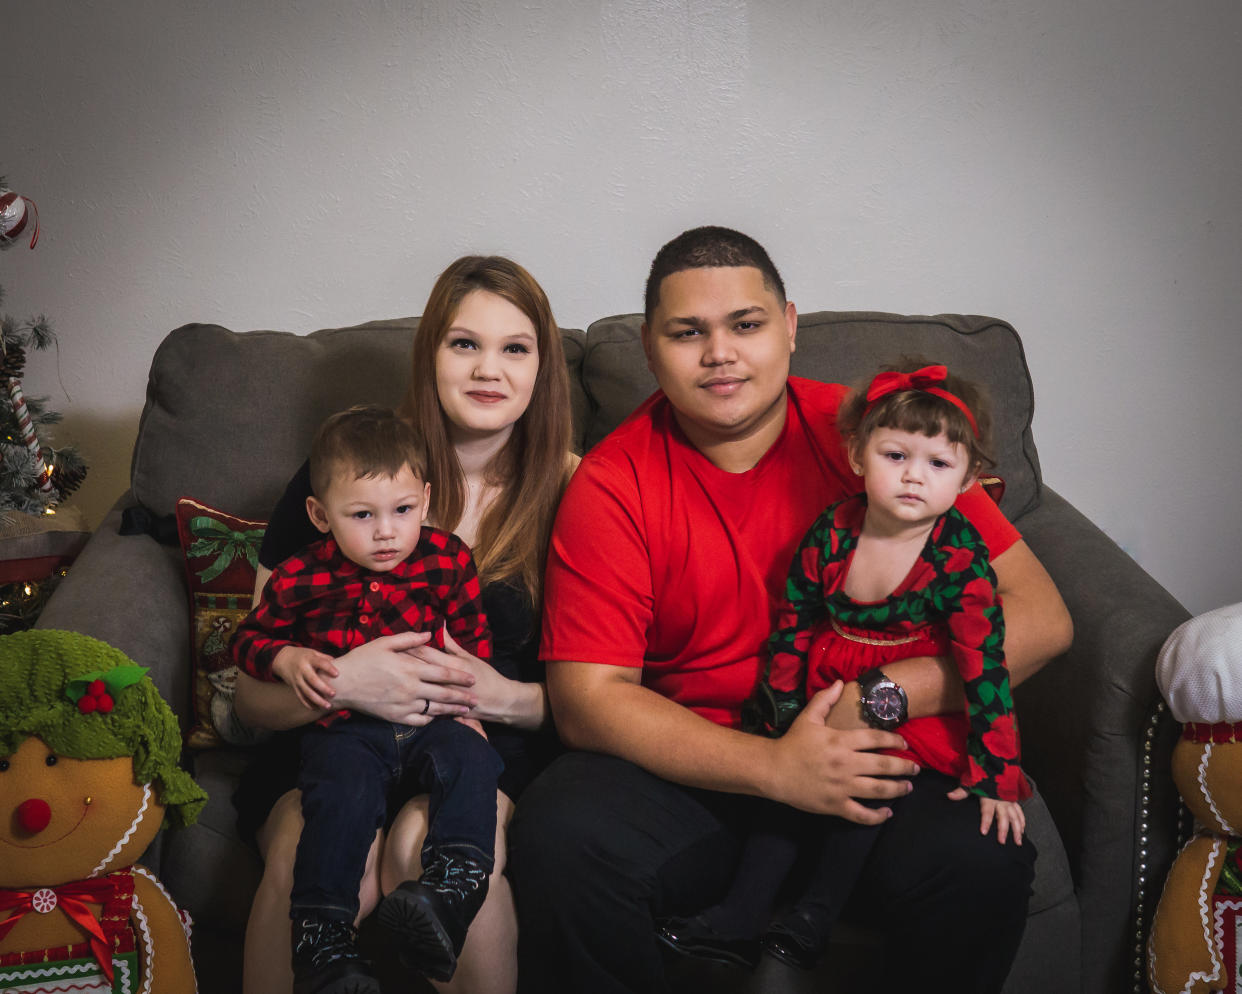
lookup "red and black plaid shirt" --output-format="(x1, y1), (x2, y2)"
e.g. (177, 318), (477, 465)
(231, 526), (491, 722)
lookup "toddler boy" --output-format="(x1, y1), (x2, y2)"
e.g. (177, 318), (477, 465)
(231, 405), (501, 994)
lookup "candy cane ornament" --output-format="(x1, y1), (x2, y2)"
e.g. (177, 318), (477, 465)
(6, 375), (55, 493)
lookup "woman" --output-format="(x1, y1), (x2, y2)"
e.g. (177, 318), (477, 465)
(233, 255), (576, 994)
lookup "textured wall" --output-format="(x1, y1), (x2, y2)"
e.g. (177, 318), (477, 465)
(5, 0), (1241, 614)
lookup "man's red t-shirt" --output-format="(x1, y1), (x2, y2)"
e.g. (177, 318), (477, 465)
(541, 377), (1020, 728)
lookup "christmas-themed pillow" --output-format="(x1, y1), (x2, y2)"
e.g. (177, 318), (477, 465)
(174, 497), (267, 749)
(978, 475), (1006, 506)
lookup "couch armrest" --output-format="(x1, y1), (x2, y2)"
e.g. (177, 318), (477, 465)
(35, 492), (191, 727)
(1014, 486), (1188, 994)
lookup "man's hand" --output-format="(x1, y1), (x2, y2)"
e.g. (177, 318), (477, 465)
(549, 663), (917, 826)
(766, 681), (917, 822)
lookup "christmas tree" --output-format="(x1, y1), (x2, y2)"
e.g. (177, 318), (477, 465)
(0, 175), (88, 630)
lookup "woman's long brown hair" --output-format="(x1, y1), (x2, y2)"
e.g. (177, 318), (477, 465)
(399, 256), (573, 602)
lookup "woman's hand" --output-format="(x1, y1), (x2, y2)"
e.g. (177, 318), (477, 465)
(410, 628), (549, 731)
(330, 631), (479, 726)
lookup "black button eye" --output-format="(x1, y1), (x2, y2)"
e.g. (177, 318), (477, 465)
(45, 755), (58, 767)
(0, 759), (8, 772)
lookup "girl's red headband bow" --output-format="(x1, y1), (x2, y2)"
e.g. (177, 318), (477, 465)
(863, 364), (979, 438)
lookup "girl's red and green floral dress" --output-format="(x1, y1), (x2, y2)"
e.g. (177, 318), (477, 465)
(751, 493), (1031, 802)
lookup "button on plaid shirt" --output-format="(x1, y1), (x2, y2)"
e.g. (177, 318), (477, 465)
(231, 526), (491, 723)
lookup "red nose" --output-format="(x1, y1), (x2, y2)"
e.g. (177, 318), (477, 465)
(16, 798), (52, 835)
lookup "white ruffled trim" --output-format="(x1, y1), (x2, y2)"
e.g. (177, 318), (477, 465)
(1198, 744), (1237, 834)
(130, 882), (155, 994)
(1210, 896), (1242, 994)
(1174, 836), (1226, 994)
(0, 957), (132, 991)
(91, 783), (152, 878)
(131, 865), (198, 994)
(133, 865), (194, 944)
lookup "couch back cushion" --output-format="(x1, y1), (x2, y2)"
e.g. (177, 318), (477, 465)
(131, 319), (587, 520)
(580, 311), (1042, 521)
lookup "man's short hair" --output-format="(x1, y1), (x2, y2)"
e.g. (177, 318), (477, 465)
(644, 226), (787, 323)
(309, 405), (429, 498)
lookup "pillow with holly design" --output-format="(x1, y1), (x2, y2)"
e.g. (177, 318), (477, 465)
(174, 497), (268, 749)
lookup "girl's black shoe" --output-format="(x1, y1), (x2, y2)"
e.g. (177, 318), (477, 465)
(761, 909), (829, 971)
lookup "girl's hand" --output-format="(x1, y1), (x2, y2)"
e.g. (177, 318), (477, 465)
(410, 628), (549, 731)
(330, 631), (478, 725)
(948, 786), (1025, 845)
(271, 646), (338, 710)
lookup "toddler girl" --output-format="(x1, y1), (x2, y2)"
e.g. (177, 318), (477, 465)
(659, 360), (1031, 970)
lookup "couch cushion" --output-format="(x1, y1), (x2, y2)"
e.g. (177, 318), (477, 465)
(132, 320), (587, 520)
(161, 747), (262, 931)
(580, 311), (1042, 521)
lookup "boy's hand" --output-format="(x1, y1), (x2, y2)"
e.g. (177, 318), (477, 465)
(271, 646), (339, 711)
(948, 786), (1025, 845)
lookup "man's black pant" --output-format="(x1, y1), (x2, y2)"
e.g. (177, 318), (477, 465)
(509, 752), (1036, 994)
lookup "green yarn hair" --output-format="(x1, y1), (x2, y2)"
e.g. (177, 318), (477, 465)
(0, 630), (207, 827)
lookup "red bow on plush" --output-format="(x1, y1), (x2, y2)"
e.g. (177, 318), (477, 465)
(0, 879), (117, 983)
(863, 364), (978, 437)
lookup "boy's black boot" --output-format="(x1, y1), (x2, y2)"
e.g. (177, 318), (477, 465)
(376, 851), (491, 982)
(291, 916), (380, 994)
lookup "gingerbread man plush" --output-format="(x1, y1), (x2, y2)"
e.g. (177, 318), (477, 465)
(1148, 602), (1242, 994)
(0, 630), (207, 993)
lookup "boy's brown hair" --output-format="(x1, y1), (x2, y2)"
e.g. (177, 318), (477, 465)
(839, 357), (997, 472)
(309, 405), (429, 498)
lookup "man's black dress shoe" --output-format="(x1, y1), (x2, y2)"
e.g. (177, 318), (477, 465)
(655, 914), (760, 969)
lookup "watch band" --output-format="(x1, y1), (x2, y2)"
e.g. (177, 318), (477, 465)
(858, 667), (889, 697)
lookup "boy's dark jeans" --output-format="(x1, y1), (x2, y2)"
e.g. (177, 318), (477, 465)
(291, 714), (502, 923)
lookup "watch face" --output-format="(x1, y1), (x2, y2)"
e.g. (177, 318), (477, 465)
(871, 687), (904, 721)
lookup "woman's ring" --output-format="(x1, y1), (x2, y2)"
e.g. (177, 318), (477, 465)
(422, 699), (431, 715)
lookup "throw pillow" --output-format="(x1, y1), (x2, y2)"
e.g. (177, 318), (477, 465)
(174, 497), (268, 749)
(979, 475), (1006, 506)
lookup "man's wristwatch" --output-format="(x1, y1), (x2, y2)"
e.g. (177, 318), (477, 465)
(857, 667), (908, 731)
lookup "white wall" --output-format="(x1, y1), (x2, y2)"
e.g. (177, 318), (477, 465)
(6, 0), (1240, 615)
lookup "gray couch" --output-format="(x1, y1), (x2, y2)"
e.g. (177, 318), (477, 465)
(36, 311), (1189, 993)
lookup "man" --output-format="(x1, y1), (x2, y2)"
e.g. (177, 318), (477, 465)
(509, 227), (1072, 992)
